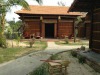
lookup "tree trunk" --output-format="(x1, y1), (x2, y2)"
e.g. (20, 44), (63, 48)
(1, 13), (6, 35)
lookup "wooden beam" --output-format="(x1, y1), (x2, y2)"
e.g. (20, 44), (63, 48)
(24, 19), (40, 21)
(23, 16), (40, 18)
(59, 20), (73, 23)
(43, 19), (57, 23)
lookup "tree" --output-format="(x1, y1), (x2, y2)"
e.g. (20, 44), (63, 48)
(0, 0), (30, 34)
(8, 20), (22, 32)
(74, 16), (82, 42)
(0, 0), (42, 47)
(57, 1), (66, 6)
(0, 0), (29, 47)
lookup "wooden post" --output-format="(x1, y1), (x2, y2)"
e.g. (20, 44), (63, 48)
(41, 23), (45, 38)
(40, 16), (43, 37)
(54, 23), (57, 38)
(57, 20), (59, 38)
(84, 22), (86, 38)
(89, 3), (94, 49)
(57, 16), (61, 38)
(73, 18), (76, 42)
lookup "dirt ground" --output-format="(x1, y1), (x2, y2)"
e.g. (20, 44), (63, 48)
(7, 40), (28, 47)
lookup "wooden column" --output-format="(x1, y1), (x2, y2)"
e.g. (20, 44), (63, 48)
(57, 16), (61, 38)
(40, 16), (43, 38)
(84, 23), (86, 38)
(41, 23), (45, 38)
(73, 18), (76, 42)
(57, 20), (59, 37)
(89, 3), (94, 49)
(54, 23), (57, 38)
(72, 19), (75, 34)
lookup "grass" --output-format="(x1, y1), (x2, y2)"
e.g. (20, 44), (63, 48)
(55, 40), (88, 46)
(0, 40), (47, 63)
(33, 40), (47, 50)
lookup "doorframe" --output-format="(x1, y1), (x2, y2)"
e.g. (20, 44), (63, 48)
(41, 20), (57, 38)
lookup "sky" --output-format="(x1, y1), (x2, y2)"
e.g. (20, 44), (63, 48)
(6, 0), (74, 22)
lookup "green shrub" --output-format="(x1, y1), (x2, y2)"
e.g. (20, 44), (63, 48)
(71, 50), (77, 57)
(64, 36), (69, 44)
(0, 35), (7, 48)
(50, 54), (59, 60)
(77, 55), (86, 64)
(80, 46), (85, 50)
(29, 37), (35, 48)
(5, 32), (12, 39)
(29, 63), (49, 75)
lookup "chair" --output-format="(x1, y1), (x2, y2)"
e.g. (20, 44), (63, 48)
(35, 32), (40, 39)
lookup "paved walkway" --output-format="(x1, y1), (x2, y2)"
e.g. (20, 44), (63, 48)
(0, 42), (88, 75)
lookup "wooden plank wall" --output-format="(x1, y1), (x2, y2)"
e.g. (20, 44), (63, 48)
(58, 22), (73, 38)
(78, 25), (85, 38)
(85, 23), (90, 39)
(23, 21), (40, 38)
(92, 8), (100, 53)
(85, 13), (91, 39)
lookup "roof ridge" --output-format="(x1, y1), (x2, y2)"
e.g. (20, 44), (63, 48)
(29, 5), (69, 8)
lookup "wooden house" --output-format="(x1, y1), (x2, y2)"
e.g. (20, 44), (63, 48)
(68, 0), (100, 53)
(16, 5), (81, 39)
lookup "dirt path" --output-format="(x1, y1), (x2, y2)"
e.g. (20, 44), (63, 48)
(0, 41), (89, 75)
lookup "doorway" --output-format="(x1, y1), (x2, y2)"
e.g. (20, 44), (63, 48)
(45, 23), (54, 38)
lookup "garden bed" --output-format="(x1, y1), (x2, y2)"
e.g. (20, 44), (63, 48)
(29, 51), (100, 75)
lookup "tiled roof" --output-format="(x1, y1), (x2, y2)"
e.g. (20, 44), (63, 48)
(16, 5), (82, 16)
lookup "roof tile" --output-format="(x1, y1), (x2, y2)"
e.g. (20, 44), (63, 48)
(16, 5), (81, 16)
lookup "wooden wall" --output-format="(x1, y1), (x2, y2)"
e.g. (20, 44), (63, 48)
(22, 16), (74, 39)
(85, 24), (90, 39)
(23, 20), (40, 38)
(78, 25), (85, 38)
(58, 21), (73, 38)
(92, 8), (100, 53)
(84, 13), (91, 39)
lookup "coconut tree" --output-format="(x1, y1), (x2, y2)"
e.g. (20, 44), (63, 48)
(0, 0), (30, 47)
(0, 0), (30, 34)
(0, 0), (42, 47)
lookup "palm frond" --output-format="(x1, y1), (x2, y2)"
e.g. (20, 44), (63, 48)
(36, 0), (43, 5)
(7, 0), (30, 10)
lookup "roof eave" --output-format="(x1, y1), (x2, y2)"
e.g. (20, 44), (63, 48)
(15, 12), (81, 16)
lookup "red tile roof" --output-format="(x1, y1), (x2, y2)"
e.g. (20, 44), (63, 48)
(16, 5), (82, 16)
